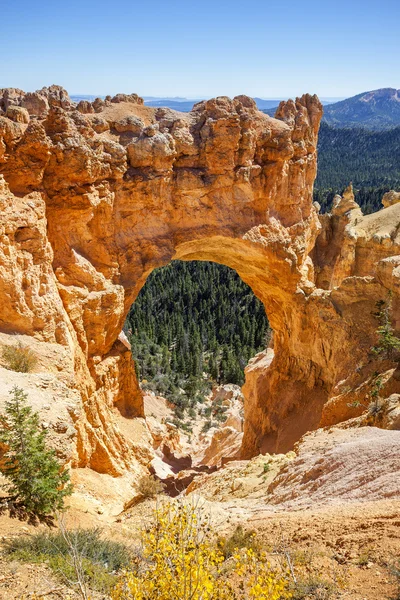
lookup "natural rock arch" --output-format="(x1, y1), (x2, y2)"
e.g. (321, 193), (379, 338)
(1, 86), (400, 476)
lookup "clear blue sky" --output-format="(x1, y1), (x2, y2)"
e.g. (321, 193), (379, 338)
(2, 0), (399, 99)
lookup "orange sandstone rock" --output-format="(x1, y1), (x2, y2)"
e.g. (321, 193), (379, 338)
(0, 85), (399, 476)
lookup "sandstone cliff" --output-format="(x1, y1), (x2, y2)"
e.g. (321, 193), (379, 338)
(0, 85), (399, 476)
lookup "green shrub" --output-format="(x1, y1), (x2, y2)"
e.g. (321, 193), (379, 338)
(201, 419), (213, 433)
(2, 342), (37, 373)
(347, 375), (384, 419)
(217, 524), (260, 559)
(371, 295), (400, 359)
(356, 547), (374, 566)
(368, 377), (384, 416)
(204, 406), (212, 417)
(0, 386), (72, 520)
(4, 527), (132, 594)
(172, 419), (193, 433)
(214, 410), (227, 422)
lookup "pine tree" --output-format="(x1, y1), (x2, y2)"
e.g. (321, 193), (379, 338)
(0, 386), (73, 518)
(209, 355), (219, 381)
(372, 294), (400, 359)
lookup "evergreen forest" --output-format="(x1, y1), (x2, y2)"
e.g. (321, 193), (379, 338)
(314, 123), (400, 213)
(125, 262), (270, 426)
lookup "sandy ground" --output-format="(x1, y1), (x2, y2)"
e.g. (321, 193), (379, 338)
(1, 426), (400, 599)
(1, 497), (399, 599)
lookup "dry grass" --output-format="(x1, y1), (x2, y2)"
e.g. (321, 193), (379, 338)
(2, 343), (37, 373)
(136, 474), (165, 498)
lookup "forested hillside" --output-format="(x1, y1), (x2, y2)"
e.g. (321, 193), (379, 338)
(314, 123), (400, 213)
(126, 261), (269, 425)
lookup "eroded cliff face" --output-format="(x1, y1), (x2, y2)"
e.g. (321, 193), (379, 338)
(1, 85), (399, 475)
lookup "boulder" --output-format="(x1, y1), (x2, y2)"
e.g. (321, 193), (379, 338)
(114, 115), (144, 134)
(21, 92), (49, 117)
(6, 105), (29, 124)
(382, 190), (400, 208)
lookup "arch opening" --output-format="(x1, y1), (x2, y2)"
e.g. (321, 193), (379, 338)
(124, 260), (271, 437)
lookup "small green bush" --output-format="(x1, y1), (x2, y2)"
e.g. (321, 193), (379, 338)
(4, 528), (132, 594)
(215, 411), (227, 422)
(2, 342), (37, 373)
(371, 295), (400, 360)
(203, 406), (212, 418)
(217, 524), (260, 559)
(201, 419), (213, 433)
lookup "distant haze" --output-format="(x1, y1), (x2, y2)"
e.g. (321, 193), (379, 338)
(70, 95), (345, 113)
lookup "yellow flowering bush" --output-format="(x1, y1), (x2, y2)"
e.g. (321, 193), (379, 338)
(111, 501), (291, 600)
(232, 548), (292, 599)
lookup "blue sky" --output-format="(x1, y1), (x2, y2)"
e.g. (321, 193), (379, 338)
(1, 0), (399, 99)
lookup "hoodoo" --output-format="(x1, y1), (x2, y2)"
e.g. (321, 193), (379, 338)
(1, 85), (400, 475)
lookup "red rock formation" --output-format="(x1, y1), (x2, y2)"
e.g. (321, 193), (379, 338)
(0, 85), (399, 475)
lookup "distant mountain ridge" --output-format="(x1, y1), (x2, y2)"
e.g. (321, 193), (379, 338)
(323, 88), (400, 130)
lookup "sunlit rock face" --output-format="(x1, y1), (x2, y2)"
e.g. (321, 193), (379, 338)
(1, 85), (400, 475)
